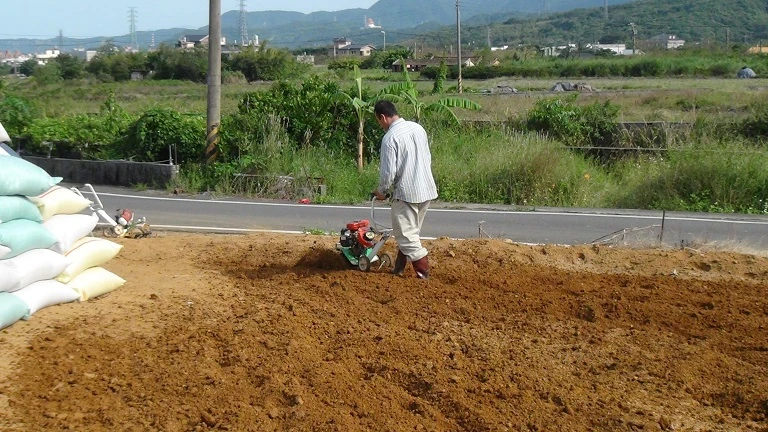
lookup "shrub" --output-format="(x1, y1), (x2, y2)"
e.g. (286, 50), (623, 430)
(230, 46), (310, 81)
(525, 97), (619, 158)
(237, 76), (376, 155)
(327, 57), (362, 71)
(22, 93), (133, 159)
(121, 108), (205, 164)
(147, 46), (207, 82)
(0, 95), (37, 137)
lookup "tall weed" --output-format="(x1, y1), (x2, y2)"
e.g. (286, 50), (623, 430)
(430, 125), (609, 206)
(610, 139), (768, 213)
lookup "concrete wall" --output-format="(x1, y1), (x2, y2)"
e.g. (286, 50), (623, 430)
(23, 157), (179, 187)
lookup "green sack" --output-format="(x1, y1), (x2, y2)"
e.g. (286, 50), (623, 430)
(0, 156), (62, 197)
(0, 196), (43, 223)
(0, 292), (29, 330)
(0, 219), (58, 259)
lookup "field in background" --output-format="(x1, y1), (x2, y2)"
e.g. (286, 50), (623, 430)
(2, 70), (767, 214)
(4, 71), (767, 124)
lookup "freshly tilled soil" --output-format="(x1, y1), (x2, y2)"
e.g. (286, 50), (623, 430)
(1, 232), (767, 431)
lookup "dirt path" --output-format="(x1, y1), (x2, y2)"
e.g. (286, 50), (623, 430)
(1, 232), (767, 431)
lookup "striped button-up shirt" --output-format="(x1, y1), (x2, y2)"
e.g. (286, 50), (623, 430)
(377, 118), (438, 204)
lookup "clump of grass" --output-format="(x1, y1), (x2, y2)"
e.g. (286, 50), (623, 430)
(429, 123), (611, 207)
(609, 137), (768, 213)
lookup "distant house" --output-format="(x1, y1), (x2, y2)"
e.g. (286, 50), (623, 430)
(747, 45), (768, 54)
(329, 38), (375, 57)
(296, 53), (315, 65)
(72, 48), (98, 62)
(35, 48), (60, 65)
(391, 57), (475, 73)
(540, 44), (577, 57)
(130, 71), (146, 81)
(177, 35), (226, 49)
(0, 50), (31, 66)
(586, 43), (626, 55)
(649, 34), (685, 49)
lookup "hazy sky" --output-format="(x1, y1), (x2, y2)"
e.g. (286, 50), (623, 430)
(0, 0), (379, 39)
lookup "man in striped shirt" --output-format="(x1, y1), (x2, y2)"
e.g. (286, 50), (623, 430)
(372, 101), (438, 280)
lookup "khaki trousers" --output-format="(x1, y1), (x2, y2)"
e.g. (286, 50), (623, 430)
(391, 200), (430, 261)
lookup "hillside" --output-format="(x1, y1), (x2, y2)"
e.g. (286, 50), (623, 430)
(451, 0), (768, 47)
(0, 0), (638, 52)
(11, 0), (763, 53)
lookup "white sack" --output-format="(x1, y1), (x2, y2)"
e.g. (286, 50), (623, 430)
(0, 249), (72, 293)
(30, 185), (92, 221)
(44, 212), (99, 254)
(11, 279), (79, 317)
(67, 267), (125, 301)
(57, 237), (123, 284)
(0, 120), (10, 143)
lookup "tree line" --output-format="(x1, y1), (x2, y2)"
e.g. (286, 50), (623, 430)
(10, 42), (310, 84)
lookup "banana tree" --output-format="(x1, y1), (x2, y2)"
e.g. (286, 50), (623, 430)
(380, 63), (481, 126)
(336, 65), (370, 172)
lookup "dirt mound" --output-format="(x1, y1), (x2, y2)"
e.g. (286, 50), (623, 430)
(1, 232), (767, 431)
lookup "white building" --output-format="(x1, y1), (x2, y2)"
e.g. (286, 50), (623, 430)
(176, 35), (227, 49)
(587, 43), (626, 54)
(649, 34), (685, 49)
(72, 48), (98, 62)
(363, 16), (381, 29)
(0, 50), (32, 65)
(540, 43), (577, 57)
(35, 48), (60, 65)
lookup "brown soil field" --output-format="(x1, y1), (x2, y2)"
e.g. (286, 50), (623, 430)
(1, 231), (768, 432)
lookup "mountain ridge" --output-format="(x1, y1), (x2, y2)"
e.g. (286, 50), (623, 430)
(0, 0), (636, 52)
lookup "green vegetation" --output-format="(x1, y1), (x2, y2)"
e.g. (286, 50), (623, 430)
(421, 55), (768, 80)
(2, 62), (767, 215)
(8, 43), (310, 85)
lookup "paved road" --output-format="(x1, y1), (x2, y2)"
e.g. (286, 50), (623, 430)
(76, 185), (768, 250)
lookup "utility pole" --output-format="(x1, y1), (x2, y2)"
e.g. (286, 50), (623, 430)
(238, 0), (249, 46)
(128, 7), (138, 50)
(456, 0), (462, 94)
(58, 29), (63, 50)
(487, 27), (491, 47)
(604, 0), (608, 20)
(381, 30), (386, 51)
(629, 22), (637, 54)
(205, 0), (222, 164)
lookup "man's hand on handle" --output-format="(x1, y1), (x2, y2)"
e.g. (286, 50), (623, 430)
(371, 190), (388, 201)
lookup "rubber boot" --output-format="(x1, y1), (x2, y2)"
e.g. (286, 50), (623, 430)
(412, 256), (430, 280)
(392, 251), (407, 276)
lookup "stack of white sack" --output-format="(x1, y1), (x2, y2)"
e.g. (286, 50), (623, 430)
(0, 153), (125, 331)
(0, 120), (9, 145)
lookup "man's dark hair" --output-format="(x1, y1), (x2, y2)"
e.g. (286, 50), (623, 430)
(374, 100), (398, 118)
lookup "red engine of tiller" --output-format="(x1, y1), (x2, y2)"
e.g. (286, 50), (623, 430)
(345, 219), (376, 248)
